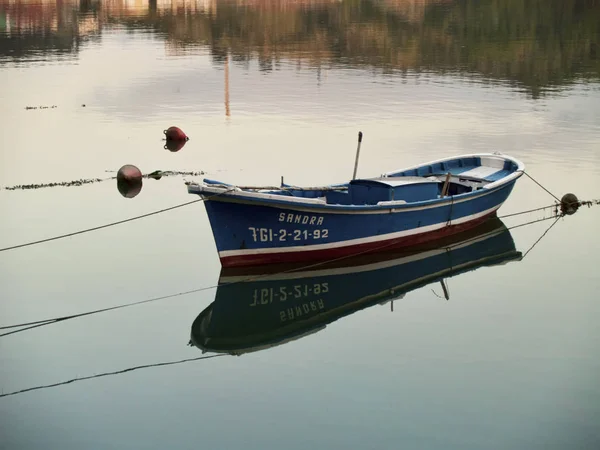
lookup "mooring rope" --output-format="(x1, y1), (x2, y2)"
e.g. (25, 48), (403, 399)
(0, 282), (225, 337)
(0, 189), (232, 253)
(522, 171), (561, 202)
(0, 354), (225, 399)
(0, 198), (201, 252)
(497, 203), (557, 219)
(521, 215), (562, 259)
(442, 214), (559, 254)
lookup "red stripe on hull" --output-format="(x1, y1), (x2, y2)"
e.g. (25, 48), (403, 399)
(220, 212), (497, 268)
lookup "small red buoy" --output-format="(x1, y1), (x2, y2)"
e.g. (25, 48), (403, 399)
(117, 164), (143, 198)
(117, 164), (142, 182)
(164, 139), (187, 152)
(164, 126), (189, 141)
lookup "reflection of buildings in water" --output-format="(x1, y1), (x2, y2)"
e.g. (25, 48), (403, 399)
(0, 0), (214, 37)
(0, 0), (80, 59)
(0, 0), (63, 35)
(224, 53), (230, 117)
(0, 0), (220, 60)
(161, 0), (343, 60)
(0, 0), (99, 37)
(100, 0), (217, 17)
(77, 14), (99, 35)
(159, 0), (446, 66)
(156, 0), (217, 14)
(1, 0), (597, 95)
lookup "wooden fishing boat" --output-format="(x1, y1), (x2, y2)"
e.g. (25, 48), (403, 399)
(187, 136), (524, 267)
(189, 218), (521, 356)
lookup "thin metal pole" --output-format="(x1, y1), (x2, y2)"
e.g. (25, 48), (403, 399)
(352, 131), (363, 180)
(225, 54), (230, 118)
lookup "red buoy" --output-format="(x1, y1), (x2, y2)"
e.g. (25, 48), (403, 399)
(117, 164), (143, 198)
(164, 126), (189, 141)
(164, 139), (187, 152)
(117, 164), (142, 182)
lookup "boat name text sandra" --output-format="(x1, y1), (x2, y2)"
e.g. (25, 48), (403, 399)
(278, 213), (324, 225)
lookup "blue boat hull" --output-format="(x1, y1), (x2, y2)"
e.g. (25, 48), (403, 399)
(190, 218), (521, 355)
(202, 180), (517, 267)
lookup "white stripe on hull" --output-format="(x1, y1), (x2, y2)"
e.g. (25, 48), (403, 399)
(220, 224), (509, 282)
(219, 204), (500, 258)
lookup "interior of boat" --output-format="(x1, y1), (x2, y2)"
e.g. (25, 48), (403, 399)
(204, 155), (520, 206)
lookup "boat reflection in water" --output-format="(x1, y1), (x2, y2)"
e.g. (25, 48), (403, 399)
(189, 218), (521, 356)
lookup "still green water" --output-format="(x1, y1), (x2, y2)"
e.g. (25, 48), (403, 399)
(1, 1), (599, 449)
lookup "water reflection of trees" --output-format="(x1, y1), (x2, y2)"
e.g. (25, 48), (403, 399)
(425, 0), (600, 96)
(0, 0), (100, 60)
(1, 0), (598, 97)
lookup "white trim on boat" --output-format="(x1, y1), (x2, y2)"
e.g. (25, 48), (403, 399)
(381, 152), (525, 177)
(483, 171), (523, 190)
(188, 152), (524, 214)
(219, 205), (500, 258)
(220, 224), (509, 282)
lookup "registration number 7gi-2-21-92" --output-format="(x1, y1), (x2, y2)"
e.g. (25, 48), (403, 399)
(248, 227), (329, 243)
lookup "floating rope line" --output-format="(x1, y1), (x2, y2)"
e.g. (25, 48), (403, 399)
(0, 354), (225, 399)
(3, 177), (112, 190)
(2, 170), (205, 190)
(145, 170), (205, 178)
(580, 199), (600, 207)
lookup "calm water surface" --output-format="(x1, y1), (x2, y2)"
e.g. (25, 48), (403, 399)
(1, 1), (600, 449)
